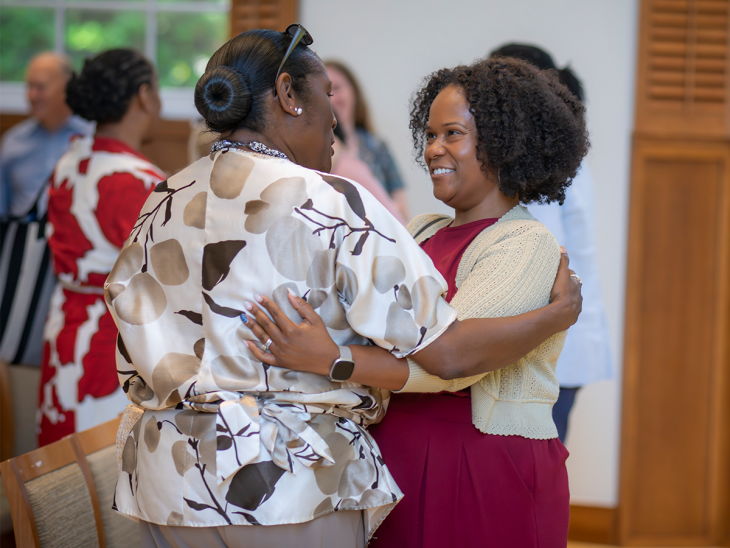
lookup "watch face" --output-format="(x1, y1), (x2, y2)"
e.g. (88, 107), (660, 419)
(331, 359), (355, 382)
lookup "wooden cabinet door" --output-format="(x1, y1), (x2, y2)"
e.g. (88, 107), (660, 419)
(620, 137), (730, 545)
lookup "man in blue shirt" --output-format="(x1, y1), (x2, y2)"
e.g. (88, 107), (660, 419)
(0, 52), (93, 218)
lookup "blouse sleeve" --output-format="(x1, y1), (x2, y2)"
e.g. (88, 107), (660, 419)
(315, 174), (457, 357)
(397, 222), (560, 392)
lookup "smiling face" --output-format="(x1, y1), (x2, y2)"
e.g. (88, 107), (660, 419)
(296, 67), (337, 172)
(425, 85), (498, 211)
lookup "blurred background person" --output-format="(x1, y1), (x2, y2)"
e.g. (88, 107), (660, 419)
(326, 60), (409, 220)
(490, 43), (614, 443)
(37, 49), (165, 446)
(0, 52), (93, 219)
(332, 123), (405, 224)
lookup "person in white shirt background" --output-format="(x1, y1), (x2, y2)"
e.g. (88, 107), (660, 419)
(490, 44), (614, 442)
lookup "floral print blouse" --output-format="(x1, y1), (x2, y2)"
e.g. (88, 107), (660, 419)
(105, 147), (457, 537)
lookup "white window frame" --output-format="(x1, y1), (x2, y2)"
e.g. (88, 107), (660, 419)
(0, 0), (229, 119)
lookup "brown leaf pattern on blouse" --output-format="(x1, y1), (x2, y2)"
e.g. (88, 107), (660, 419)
(106, 148), (457, 538)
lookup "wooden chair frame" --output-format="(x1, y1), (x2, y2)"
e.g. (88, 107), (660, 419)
(0, 360), (14, 462)
(0, 416), (121, 548)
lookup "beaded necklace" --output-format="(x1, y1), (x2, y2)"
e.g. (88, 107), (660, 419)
(211, 139), (290, 161)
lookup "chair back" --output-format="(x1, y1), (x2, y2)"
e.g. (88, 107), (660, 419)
(0, 361), (14, 461)
(0, 416), (137, 548)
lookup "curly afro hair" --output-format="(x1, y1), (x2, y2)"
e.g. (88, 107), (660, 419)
(410, 56), (589, 204)
(66, 49), (155, 124)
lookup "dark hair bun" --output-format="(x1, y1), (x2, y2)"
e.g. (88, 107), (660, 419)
(65, 49), (153, 124)
(558, 67), (585, 103)
(194, 66), (252, 134)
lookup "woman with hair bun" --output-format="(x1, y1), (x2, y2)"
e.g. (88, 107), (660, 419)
(107, 27), (581, 547)
(242, 56), (589, 548)
(38, 48), (165, 447)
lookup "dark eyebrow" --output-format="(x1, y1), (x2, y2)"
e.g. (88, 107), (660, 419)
(443, 122), (468, 129)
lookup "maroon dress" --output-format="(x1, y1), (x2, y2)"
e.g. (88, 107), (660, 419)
(369, 218), (570, 548)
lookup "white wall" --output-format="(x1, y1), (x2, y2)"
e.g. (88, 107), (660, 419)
(302, 0), (638, 507)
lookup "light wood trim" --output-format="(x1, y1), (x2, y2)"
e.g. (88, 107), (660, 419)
(0, 361), (14, 461)
(0, 459), (40, 548)
(0, 419), (122, 547)
(568, 505), (617, 545)
(11, 438), (77, 482)
(74, 416), (121, 456)
(69, 436), (106, 548)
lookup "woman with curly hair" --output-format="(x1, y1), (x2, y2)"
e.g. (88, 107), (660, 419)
(104, 26), (582, 546)
(37, 48), (164, 446)
(243, 55), (588, 548)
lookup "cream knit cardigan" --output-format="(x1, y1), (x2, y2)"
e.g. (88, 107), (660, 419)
(399, 205), (566, 440)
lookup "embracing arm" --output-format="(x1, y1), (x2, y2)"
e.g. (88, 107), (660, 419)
(244, 248), (581, 390)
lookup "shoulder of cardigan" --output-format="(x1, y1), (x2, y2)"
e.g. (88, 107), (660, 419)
(407, 206), (554, 288)
(408, 213), (453, 243)
(454, 205), (554, 289)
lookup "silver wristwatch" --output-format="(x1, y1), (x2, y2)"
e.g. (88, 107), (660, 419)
(327, 346), (355, 382)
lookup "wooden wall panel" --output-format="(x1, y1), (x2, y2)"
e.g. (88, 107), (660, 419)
(0, 115), (191, 178)
(620, 138), (730, 545)
(140, 120), (191, 177)
(230, 0), (298, 37)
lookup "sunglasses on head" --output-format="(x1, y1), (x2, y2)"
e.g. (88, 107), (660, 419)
(274, 24), (314, 92)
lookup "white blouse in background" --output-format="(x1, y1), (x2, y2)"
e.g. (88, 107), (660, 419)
(527, 163), (614, 387)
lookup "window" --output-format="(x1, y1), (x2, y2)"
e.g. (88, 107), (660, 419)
(0, 0), (230, 117)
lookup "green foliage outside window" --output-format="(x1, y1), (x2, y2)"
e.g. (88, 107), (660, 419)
(157, 12), (227, 88)
(0, 7), (55, 81)
(66, 10), (146, 71)
(0, 4), (227, 88)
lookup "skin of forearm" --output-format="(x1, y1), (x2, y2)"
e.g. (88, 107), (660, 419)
(347, 345), (410, 390)
(412, 303), (565, 380)
(343, 301), (565, 390)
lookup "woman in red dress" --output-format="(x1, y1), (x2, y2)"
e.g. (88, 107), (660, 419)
(230, 56), (588, 547)
(38, 49), (165, 446)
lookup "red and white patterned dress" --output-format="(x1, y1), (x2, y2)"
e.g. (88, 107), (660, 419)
(38, 135), (165, 446)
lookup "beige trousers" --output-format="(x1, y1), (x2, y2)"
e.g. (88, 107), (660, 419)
(139, 510), (367, 548)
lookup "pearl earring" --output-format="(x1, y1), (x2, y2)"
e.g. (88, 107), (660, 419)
(296, 107), (303, 115)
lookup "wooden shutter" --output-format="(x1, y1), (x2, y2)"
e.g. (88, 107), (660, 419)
(230, 0), (298, 37)
(621, 0), (730, 545)
(635, 0), (730, 137)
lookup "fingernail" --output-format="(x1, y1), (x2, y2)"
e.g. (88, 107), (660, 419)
(286, 287), (297, 297)
(254, 294), (263, 303)
(242, 340), (249, 348)
(560, 246), (567, 255)
(244, 301), (253, 311)
(240, 314), (248, 324)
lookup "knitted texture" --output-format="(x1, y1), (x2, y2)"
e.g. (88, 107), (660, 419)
(400, 205), (566, 439)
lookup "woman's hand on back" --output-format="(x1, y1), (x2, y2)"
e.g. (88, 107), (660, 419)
(243, 291), (410, 390)
(243, 290), (339, 375)
(242, 246), (582, 387)
(550, 247), (583, 331)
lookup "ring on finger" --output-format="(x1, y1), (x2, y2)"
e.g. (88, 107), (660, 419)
(264, 338), (273, 353)
(570, 273), (582, 285)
